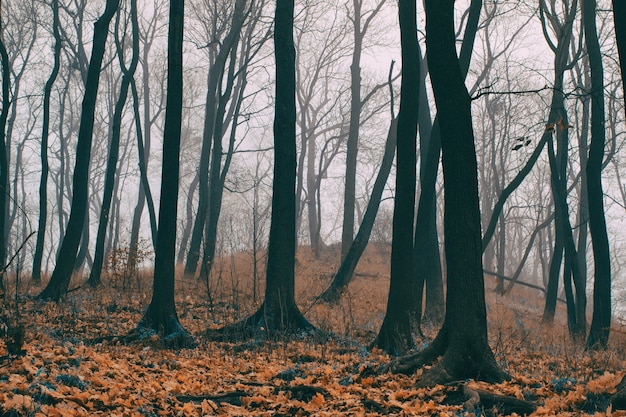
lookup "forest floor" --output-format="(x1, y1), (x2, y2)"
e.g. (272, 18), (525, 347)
(2, 243), (626, 416)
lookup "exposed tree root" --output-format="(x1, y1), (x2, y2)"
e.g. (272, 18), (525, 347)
(118, 312), (196, 349)
(383, 327), (509, 388)
(206, 302), (320, 342)
(444, 383), (537, 416)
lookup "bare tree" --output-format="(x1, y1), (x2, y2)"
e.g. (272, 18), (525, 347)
(32, 0), (62, 283)
(88, 0), (141, 287)
(340, 0), (386, 260)
(38, 0), (120, 301)
(584, 0), (611, 349)
(371, 0), (419, 356)
(132, 0), (193, 347)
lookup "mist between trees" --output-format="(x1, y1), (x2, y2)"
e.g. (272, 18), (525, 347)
(0, 0), (625, 390)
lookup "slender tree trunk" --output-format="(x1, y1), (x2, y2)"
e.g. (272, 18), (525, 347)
(134, 0), (193, 347)
(414, 43), (444, 327)
(177, 171), (199, 263)
(539, 0), (580, 323)
(0, 32), (10, 291)
(38, 0), (120, 301)
(341, 0), (363, 260)
(88, 0), (140, 287)
(128, 39), (159, 273)
(185, 0), (247, 277)
(32, 0), (62, 283)
(200, 52), (247, 280)
(372, 0), (419, 356)
(320, 118), (397, 303)
(613, 0), (626, 110)
(585, 0), (611, 349)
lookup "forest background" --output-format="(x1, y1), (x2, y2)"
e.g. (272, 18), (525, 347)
(1, 0), (626, 415)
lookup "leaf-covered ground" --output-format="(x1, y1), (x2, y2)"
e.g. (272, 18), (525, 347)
(2, 245), (626, 416)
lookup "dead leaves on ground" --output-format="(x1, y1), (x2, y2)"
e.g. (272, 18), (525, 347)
(2, 280), (626, 416)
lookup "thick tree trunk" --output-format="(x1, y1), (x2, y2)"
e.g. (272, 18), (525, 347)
(134, 0), (193, 348)
(38, 0), (120, 302)
(414, 0), (480, 328)
(400, 0), (509, 385)
(209, 0), (314, 338)
(584, 0), (611, 350)
(371, 0), (419, 356)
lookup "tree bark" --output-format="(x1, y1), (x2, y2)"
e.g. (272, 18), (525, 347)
(584, 0), (611, 350)
(184, 0), (247, 277)
(613, 0), (626, 110)
(32, 0), (62, 283)
(88, 0), (140, 287)
(320, 118), (396, 303)
(371, 0), (419, 356)
(208, 0), (314, 338)
(134, 0), (193, 348)
(0, 32), (10, 291)
(400, 0), (509, 385)
(38, 0), (120, 301)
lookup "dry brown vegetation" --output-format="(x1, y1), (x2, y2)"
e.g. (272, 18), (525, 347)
(2, 244), (626, 416)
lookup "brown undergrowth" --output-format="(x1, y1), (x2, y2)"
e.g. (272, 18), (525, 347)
(1, 243), (626, 416)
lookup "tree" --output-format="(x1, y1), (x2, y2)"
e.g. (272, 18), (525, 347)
(583, 0), (611, 350)
(127, 2), (165, 273)
(32, 0), (62, 283)
(210, 0), (314, 337)
(184, 0), (249, 276)
(371, 0), (419, 356)
(390, 0), (509, 385)
(132, 0), (193, 348)
(538, 0), (584, 328)
(88, 0), (141, 287)
(613, 0), (626, 110)
(320, 115), (396, 303)
(0, 15), (10, 292)
(37, 0), (120, 301)
(340, 0), (386, 260)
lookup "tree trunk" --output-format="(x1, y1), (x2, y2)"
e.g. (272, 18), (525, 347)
(38, 0), (120, 302)
(184, 0), (247, 277)
(584, 0), (611, 350)
(201, 56), (248, 281)
(371, 0), (419, 356)
(88, 0), (140, 287)
(539, 0), (580, 324)
(613, 0), (626, 110)
(134, 0), (193, 348)
(398, 0), (509, 385)
(209, 0), (314, 338)
(413, 43), (444, 328)
(320, 118), (396, 303)
(0, 33), (10, 292)
(32, 0), (62, 283)
(340, 0), (364, 260)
